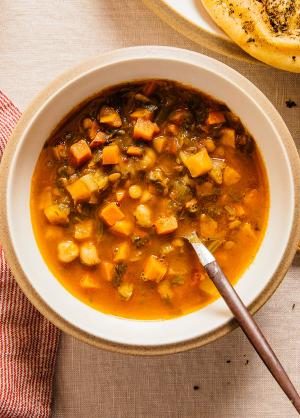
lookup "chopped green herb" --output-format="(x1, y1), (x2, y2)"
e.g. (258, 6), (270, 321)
(132, 235), (149, 248)
(171, 275), (185, 285)
(112, 263), (127, 287)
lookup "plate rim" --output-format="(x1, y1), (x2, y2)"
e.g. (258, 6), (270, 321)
(143, 0), (259, 64)
(0, 46), (299, 355)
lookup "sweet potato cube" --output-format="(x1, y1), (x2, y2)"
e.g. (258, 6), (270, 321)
(180, 148), (212, 178)
(223, 166), (241, 186)
(126, 146), (143, 157)
(44, 204), (70, 225)
(110, 220), (134, 237)
(69, 140), (92, 167)
(80, 273), (101, 289)
(100, 202), (125, 226)
(206, 111), (226, 125)
(101, 261), (115, 281)
(143, 255), (168, 283)
(74, 219), (94, 241)
(154, 216), (178, 235)
(114, 241), (130, 262)
(220, 128), (236, 148)
(133, 118), (159, 141)
(99, 106), (122, 128)
(130, 108), (153, 120)
(153, 135), (167, 153)
(66, 179), (91, 202)
(102, 144), (120, 165)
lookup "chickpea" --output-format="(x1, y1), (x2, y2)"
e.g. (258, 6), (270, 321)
(204, 138), (216, 153)
(139, 147), (157, 170)
(58, 240), (79, 263)
(108, 172), (121, 183)
(224, 241), (235, 250)
(172, 238), (184, 248)
(82, 118), (92, 130)
(80, 242), (100, 266)
(134, 204), (152, 228)
(129, 185), (142, 199)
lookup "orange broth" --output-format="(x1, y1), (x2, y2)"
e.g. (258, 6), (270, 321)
(30, 80), (269, 319)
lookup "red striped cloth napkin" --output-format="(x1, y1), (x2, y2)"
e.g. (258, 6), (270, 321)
(0, 91), (60, 418)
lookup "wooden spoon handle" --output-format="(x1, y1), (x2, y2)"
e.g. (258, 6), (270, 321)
(205, 260), (300, 414)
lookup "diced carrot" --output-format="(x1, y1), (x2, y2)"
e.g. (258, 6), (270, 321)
(142, 81), (157, 96)
(69, 140), (92, 167)
(153, 135), (167, 153)
(90, 131), (108, 148)
(154, 216), (178, 235)
(126, 146), (143, 157)
(143, 255), (168, 282)
(180, 148), (212, 178)
(88, 120), (100, 140)
(99, 106), (122, 128)
(133, 118), (160, 141)
(113, 241), (130, 262)
(110, 220), (134, 237)
(116, 189), (126, 202)
(99, 202), (125, 226)
(101, 261), (115, 281)
(130, 108), (153, 120)
(102, 144), (120, 165)
(206, 111), (226, 125)
(66, 179), (91, 202)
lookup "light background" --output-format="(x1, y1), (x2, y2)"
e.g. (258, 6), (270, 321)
(1, 1), (299, 417)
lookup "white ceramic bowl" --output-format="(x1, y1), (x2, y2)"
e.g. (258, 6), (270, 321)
(1, 47), (300, 355)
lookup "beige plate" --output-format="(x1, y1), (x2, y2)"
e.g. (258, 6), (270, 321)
(0, 47), (299, 355)
(143, 0), (259, 63)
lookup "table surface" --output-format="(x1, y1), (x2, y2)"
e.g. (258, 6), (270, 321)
(1, 1), (300, 417)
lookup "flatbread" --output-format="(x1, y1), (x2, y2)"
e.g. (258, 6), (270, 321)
(201, 0), (300, 72)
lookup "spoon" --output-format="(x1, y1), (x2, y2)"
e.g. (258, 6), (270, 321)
(184, 231), (300, 414)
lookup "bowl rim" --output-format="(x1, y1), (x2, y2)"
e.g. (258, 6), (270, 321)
(1, 46), (300, 356)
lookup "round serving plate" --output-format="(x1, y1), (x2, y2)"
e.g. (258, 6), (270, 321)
(0, 47), (299, 356)
(143, 0), (258, 63)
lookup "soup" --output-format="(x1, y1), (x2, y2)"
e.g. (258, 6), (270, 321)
(31, 80), (269, 319)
